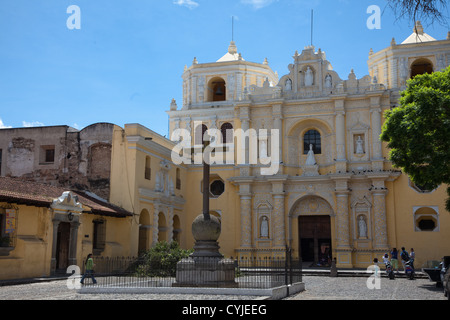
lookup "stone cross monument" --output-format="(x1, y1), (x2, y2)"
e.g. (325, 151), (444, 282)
(174, 133), (237, 287)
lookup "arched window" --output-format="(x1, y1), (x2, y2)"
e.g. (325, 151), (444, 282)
(220, 122), (233, 144)
(410, 58), (433, 78)
(172, 215), (181, 243)
(176, 168), (181, 190)
(194, 124), (208, 145)
(145, 156), (151, 180)
(303, 129), (321, 154)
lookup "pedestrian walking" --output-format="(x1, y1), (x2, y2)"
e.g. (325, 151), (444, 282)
(391, 248), (399, 273)
(80, 253), (97, 285)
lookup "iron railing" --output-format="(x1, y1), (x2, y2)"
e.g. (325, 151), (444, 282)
(79, 250), (302, 289)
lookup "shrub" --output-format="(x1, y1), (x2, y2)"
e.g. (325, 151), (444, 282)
(137, 241), (193, 277)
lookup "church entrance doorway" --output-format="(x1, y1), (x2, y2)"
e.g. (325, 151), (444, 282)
(298, 215), (331, 266)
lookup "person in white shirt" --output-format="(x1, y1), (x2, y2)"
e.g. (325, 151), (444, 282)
(410, 248), (415, 269)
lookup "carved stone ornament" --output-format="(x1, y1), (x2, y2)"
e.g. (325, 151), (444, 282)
(51, 191), (83, 214)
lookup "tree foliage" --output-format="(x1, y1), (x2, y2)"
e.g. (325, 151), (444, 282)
(385, 0), (448, 26)
(381, 66), (450, 210)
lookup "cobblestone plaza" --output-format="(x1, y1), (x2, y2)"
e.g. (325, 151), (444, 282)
(0, 275), (445, 300)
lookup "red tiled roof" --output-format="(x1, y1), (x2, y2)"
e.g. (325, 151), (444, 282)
(0, 177), (132, 217)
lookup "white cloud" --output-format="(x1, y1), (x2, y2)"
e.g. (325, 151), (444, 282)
(241, 0), (277, 9)
(0, 118), (12, 129)
(173, 0), (199, 9)
(22, 120), (45, 127)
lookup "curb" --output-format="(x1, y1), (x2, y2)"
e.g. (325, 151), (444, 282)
(0, 270), (428, 287)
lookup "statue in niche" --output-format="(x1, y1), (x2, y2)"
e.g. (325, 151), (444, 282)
(305, 144), (316, 166)
(355, 136), (365, 154)
(285, 78), (292, 91)
(305, 67), (314, 86)
(325, 74), (332, 88)
(358, 215), (368, 238)
(260, 216), (269, 238)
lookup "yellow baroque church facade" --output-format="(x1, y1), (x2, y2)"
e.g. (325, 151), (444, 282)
(160, 23), (450, 268)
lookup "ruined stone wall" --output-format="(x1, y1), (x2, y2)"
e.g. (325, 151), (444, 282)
(0, 123), (117, 200)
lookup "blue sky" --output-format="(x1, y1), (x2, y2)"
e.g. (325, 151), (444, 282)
(0, 0), (449, 137)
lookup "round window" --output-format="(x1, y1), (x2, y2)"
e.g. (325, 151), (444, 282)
(210, 180), (225, 197)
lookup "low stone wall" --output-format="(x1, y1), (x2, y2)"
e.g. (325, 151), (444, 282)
(79, 282), (305, 300)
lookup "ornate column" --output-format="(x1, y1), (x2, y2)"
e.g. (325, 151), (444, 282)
(236, 72), (243, 100)
(390, 57), (398, 89)
(383, 60), (389, 88)
(272, 104), (283, 168)
(152, 202), (160, 246)
(192, 75), (197, 104)
(168, 206), (174, 243)
(335, 111), (346, 159)
(334, 99), (347, 172)
(272, 194), (286, 248)
(371, 180), (389, 250)
(239, 183), (252, 248)
(335, 191), (351, 249)
(333, 176), (353, 267)
(238, 106), (251, 175)
(370, 95), (384, 170)
(68, 221), (80, 267)
(270, 179), (286, 256)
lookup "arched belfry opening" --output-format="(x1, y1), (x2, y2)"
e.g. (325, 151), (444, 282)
(207, 77), (226, 102)
(410, 58), (433, 78)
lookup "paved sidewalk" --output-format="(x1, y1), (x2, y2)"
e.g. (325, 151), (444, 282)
(0, 273), (445, 300)
(301, 266), (429, 278)
(287, 275), (446, 300)
(0, 264), (443, 301)
(0, 279), (261, 300)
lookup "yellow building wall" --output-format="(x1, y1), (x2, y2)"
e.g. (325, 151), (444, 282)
(0, 204), (52, 279)
(0, 200), (134, 280)
(389, 174), (449, 268)
(109, 123), (190, 257)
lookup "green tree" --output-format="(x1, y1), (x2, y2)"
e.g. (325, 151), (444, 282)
(381, 65), (450, 210)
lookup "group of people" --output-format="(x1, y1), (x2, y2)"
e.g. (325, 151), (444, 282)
(374, 247), (415, 273)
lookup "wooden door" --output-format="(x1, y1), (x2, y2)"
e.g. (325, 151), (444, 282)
(56, 222), (70, 271)
(298, 215), (331, 264)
